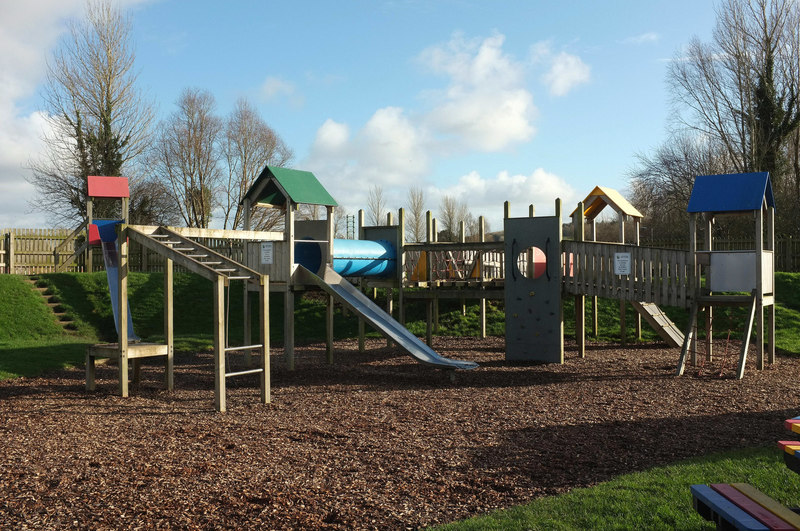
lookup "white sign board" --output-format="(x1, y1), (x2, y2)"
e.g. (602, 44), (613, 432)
(614, 253), (631, 276)
(260, 242), (273, 265)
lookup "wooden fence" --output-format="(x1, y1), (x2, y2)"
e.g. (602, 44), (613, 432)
(0, 228), (249, 275)
(562, 241), (694, 308)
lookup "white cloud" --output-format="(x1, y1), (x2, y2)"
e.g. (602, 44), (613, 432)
(261, 76), (295, 99)
(433, 169), (577, 229)
(543, 52), (591, 97)
(260, 76), (304, 108)
(303, 33), (581, 225)
(623, 32), (660, 45)
(420, 33), (536, 150)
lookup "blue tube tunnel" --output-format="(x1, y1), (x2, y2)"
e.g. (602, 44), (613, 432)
(294, 238), (396, 278)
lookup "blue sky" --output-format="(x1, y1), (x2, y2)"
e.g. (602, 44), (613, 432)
(0, 1), (716, 230)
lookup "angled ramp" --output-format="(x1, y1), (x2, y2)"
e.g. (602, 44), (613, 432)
(630, 301), (684, 348)
(294, 265), (478, 370)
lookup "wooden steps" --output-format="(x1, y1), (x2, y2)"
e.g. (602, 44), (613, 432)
(25, 276), (78, 333)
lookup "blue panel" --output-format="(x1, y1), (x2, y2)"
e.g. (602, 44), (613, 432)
(687, 172), (775, 213)
(94, 219), (121, 242)
(690, 485), (769, 531)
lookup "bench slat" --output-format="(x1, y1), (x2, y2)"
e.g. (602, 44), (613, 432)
(784, 419), (800, 435)
(712, 484), (795, 531)
(731, 483), (800, 530)
(691, 485), (769, 531)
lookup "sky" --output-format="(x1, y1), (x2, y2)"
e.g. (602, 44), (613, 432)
(0, 0), (717, 232)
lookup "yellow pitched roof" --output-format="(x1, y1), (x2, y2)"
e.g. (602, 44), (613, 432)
(571, 186), (643, 220)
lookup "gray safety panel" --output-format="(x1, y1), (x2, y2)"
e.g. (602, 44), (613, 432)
(504, 216), (563, 363)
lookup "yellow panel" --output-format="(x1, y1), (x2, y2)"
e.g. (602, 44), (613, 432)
(731, 483), (800, 530)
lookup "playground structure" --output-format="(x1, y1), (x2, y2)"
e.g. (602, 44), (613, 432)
(80, 167), (776, 411)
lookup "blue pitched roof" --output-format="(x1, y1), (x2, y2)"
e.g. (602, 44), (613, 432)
(687, 172), (775, 213)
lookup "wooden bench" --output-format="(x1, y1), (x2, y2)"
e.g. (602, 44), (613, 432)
(691, 483), (800, 530)
(86, 342), (172, 396)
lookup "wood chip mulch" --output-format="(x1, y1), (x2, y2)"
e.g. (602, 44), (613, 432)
(1, 337), (798, 529)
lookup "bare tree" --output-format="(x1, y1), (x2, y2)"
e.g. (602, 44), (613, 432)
(152, 88), (222, 228)
(366, 185), (387, 226)
(406, 186), (426, 242)
(28, 1), (154, 224)
(669, 0), (800, 176)
(438, 195), (471, 242)
(221, 98), (293, 230)
(333, 206), (351, 238)
(630, 133), (734, 241)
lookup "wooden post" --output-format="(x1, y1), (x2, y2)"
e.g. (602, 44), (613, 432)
(357, 209), (365, 353)
(326, 294), (335, 363)
(118, 225), (129, 398)
(705, 215), (713, 361)
(164, 257), (174, 391)
(688, 213), (698, 366)
(573, 202), (585, 358)
(8, 232), (14, 275)
(426, 210), (434, 346)
(756, 200), (764, 370)
(214, 275), (226, 412)
(398, 208), (406, 326)
(478, 215), (486, 339)
(634, 217), (642, 340)
(260, 274), (270, 404)
(618, 210), (626, 345)
(86, 200), (93, 273)
(459, 220), (466, 316)
(590, 217), (598, 337)
(285, 201), (296, 370)
(768, 203), (775, 364)
(327, 202), (336, 361)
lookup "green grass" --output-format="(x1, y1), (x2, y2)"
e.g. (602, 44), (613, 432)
(0, 275), (92, 379)
(433, 447), (800, 530)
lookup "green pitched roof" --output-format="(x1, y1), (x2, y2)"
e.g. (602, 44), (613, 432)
(243, 166), (338, 207)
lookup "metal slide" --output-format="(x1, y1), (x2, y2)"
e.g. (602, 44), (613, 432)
(100, 241), (140, 341)
(293, 265), (478, 370)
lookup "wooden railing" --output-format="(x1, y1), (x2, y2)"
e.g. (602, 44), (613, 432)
(404, 241), (505, 282)
(562, 241), (694, 308)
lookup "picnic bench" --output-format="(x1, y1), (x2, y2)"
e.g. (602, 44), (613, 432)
(691, 417), (800, 530)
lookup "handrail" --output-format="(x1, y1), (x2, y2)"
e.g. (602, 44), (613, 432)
(54, 220), (89, 272)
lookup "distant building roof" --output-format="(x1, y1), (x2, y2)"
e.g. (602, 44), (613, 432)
(687, 172), (774, 213)
(242, 166), (338, 207)
(571, 186), (643, 220)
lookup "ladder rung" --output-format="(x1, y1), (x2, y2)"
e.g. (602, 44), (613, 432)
(201, 261), (223, 266)
(163, 240), (181, 245)
(214, 268), (237, 272)
(186, 254), (208, 258)
(173, 247), (194, 251)
(225, 368), (264, 378)
(151, 234), (169, 238)
(227, 276), (252, 280)
(224, 344), (262, 352)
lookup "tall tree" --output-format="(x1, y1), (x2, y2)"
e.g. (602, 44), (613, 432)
(366, 185), (387, 226)
(438, 195), (471, 242)
(28, 1), (154, 224)
(668, 0), (800, 176)
(221, 98), (293, 230)
(406, 186), (426, 242)
(152, 88), (222, 228)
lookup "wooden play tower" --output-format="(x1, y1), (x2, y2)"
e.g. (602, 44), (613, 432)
(677, 172), (776, 378)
